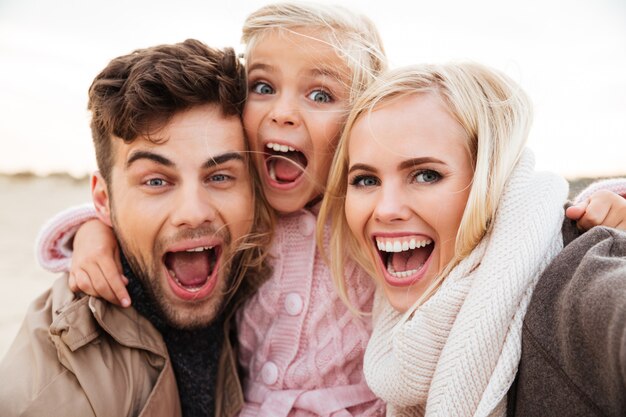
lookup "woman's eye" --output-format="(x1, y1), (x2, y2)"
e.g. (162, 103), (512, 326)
(145, 178), (168, 187)
(350, 175), (379, 187)
(251, 82), (274, 95)
(307, 90), (332, 103)
(414, 170), (441, 183)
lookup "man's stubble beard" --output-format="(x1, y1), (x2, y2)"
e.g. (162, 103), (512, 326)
(109, 203), (233, 329)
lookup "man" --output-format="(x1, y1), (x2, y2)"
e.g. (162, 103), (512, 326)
(0, 39), (271, 417)
(508, 218), (626, 416)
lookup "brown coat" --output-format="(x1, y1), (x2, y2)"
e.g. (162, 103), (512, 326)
(0, 277), (243, 417)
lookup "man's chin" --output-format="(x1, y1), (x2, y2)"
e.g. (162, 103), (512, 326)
(156, 293), (225, 329)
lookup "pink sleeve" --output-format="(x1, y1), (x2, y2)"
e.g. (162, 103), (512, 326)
(573, 177), (626, 204)
(35, 203), (98, 273)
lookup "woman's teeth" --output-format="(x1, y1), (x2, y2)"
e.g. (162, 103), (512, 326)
(386, 260), (419, 278)
(376, 237), (432, 253)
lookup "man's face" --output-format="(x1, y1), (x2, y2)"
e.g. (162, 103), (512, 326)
(93, 104), (253, 328)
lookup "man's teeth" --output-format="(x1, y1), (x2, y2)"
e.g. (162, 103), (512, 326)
(266, 142), (296, 153)
(185, 246), (213, 252)
(376, 238), (432, 253)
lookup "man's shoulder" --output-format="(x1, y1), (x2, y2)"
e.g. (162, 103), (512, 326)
(513, 227), (626, 416)
(0, 277), (174, 416)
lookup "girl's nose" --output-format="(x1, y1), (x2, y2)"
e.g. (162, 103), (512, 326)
(270, 95), (301, 127)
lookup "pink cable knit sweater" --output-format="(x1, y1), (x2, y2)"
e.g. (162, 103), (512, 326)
(236, 209), (382, 417)
(35, 205), (385, 417)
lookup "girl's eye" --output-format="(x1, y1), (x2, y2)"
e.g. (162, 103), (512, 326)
(145, 178), (168, 187)
(414, 170), (441, 183)
(349, 175), (379, 187)
(251, 82), (274, 95)
(307, 90), (332, 103)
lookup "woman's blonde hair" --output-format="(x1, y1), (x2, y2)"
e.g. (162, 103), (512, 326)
(241, 1), (387, 104)
(318, 62), (533, 313)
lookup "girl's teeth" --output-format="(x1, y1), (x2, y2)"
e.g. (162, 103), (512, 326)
(268, 162), (277, 181)
(267, 143), (296, 153)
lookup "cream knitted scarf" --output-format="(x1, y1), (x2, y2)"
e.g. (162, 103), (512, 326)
(363, 150), (569, 417)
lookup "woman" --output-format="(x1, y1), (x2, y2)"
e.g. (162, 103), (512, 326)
(319, 62), (626, 416)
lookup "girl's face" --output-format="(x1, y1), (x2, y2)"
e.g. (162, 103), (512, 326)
(345, 93), (474, 312)
(243, 28), (352, 214)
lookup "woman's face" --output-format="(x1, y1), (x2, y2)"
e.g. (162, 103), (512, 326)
(345, 93), (474, 312)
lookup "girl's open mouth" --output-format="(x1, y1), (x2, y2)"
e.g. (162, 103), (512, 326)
(264, 142), (308, 185)
(163, 245), (221, 300)
(374, 236), (434, 286)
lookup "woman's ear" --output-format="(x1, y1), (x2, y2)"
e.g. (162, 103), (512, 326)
(91, 171), (113, 227)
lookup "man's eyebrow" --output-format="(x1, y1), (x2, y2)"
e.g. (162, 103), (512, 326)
(127, 151), (174, 169)
(203, 152), (245, 169)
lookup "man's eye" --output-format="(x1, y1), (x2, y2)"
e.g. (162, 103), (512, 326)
(208, 173), (234, 183)
(307, 90), (332, 103)
(414, 170), (441, 183)
(251, 82), (274, 95)
(145, 178), (168, 187)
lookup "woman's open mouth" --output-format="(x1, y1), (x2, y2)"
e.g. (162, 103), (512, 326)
(264, 142), (308, 186)
(163, 245), (221, 301)
(374, 236), (434, 286)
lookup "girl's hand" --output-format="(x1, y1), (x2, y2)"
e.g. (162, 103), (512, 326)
(566, 190), (626, 231)
(68, 219), (131, 307)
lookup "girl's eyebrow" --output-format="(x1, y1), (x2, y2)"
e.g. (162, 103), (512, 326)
(247, 62), (273, 73)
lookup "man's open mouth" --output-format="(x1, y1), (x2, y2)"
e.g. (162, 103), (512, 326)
(375, 236), (434, 285)
(164, 245), (220, 298)
(264, 142), (308, 184)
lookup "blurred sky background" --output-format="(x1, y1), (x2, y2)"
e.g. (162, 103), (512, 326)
(0, 0), (625, 178)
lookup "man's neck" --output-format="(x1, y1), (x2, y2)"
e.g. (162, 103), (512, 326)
(120, 253), (224, 417)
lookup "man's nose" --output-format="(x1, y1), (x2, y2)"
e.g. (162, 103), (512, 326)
(170, 183), (216, 228)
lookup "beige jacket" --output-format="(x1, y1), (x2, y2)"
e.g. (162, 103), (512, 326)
(0, 277), (243, 417)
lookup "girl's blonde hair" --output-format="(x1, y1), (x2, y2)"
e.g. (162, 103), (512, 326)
(241, 1), (387, 104)
(318, 62), (533, 313)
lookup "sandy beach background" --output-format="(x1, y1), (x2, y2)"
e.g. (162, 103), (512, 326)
(0, 173), (621, 358)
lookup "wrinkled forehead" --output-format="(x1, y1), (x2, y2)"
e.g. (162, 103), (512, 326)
(110, 105), (248, 171)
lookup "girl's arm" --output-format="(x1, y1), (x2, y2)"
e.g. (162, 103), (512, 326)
(566, 178), (626, 231)
(35, 204), (130, 307)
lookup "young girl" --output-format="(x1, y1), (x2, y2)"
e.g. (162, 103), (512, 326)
(35, 4), (624, 417)
(37, 3), (387, 416)
(319, 63), (626, 416)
